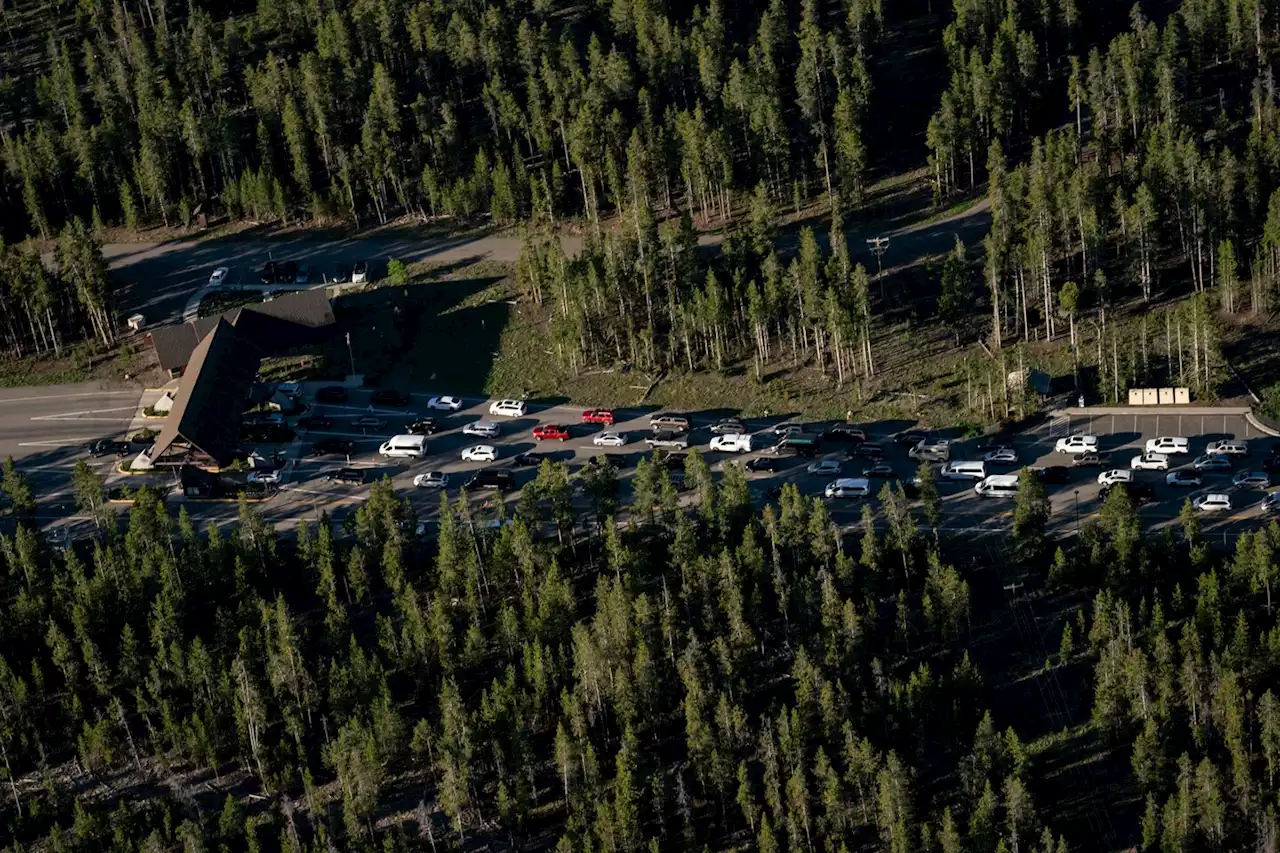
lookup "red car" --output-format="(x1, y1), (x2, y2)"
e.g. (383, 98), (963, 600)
(582, 408), (616, 426)
(533, 424), (571, 441)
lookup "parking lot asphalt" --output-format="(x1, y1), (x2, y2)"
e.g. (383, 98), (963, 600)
(103, 236), (540, 328)
(20, 383), (1280, 544)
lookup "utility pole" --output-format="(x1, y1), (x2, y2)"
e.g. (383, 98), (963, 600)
(345, 331), (356, 378)
(867, 236), (890, 299)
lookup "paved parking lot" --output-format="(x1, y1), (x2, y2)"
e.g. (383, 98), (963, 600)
(1064, 411), (1256, 446)
(23, 385), (1280, 543)
(251, 394), (1280, 541)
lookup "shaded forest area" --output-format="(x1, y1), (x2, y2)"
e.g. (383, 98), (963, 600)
(3, 453), (1280, 853)
(7, 0), (1280, 408)
(0, 0), (1143, 238)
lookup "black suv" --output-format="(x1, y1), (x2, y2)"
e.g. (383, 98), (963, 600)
(316, 386), (348, 404)
(332, 265), (351, 283)
(260, 261), (278, 284)
(328, 467), (365, 485)
(279, 260), (298, 282)
(1100, 482), (1156, 505)
(370, 389), (411, 407)
(86, 439), (131, 457)
(241, 425), (295, 444)
(1035, 466), (1070, 485)
(464, 469), (514, 492)
(745, 457), (778, 473)
(311, 438), (356, 456)
(407, 418), (441, 435)
(710, 418), (746, 435)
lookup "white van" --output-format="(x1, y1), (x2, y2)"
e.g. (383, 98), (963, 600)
(489, 399), (528, 417)
(974, 473), (1020, 498)
(825, 477), (871, 499)
(710, 433), (753, 453)
(940, 460), (987, 480)
(378, 434), (428, 458)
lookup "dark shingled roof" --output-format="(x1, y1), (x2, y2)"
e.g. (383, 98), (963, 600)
(149, 319), (261, 467)
(147, 289), (335, 373)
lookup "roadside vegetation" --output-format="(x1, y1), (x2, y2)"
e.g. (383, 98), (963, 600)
(2, 447), (1280, 853)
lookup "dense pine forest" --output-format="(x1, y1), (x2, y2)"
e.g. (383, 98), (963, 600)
(3, 455), (1280, 853)
(5, 0), (1280, 846)
(5, 0), (1279, 404)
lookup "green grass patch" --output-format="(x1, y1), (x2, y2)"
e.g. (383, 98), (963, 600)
(309, 259), (1084, 426)
(198, 289), (271, 318)
(0, 340), (143, 388)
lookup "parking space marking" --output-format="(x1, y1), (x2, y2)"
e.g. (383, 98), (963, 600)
(30, 405), (139, 420)
(18, 438), (100, 448)
(0, 391), (139, 405)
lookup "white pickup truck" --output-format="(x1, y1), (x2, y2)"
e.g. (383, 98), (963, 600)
(709, 433), (753, 452)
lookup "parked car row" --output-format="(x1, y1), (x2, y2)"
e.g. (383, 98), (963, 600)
(261, 387), (1280, 516)
(258, 260), (368, 285)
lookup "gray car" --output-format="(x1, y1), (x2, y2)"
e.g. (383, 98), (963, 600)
(1232, 471), (1271, 490)
(463, 420), (500, 438)
(1194, 454), (1232, 471)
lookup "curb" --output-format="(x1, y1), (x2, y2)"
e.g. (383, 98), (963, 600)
(1246, 410), (1280, 438)
(185, 494), (272, 503)
(1066, 406), (1253, 416)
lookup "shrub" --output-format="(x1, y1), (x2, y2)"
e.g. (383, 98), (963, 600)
(387, 258), (408, 285)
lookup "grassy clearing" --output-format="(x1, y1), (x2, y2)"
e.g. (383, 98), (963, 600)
(306, 257), (1094, 426)
(0, 340), (147, 388)
(198, 289), (270, 318)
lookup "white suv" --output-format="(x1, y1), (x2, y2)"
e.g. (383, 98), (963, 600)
(1055, 434), (1098, 454)
(1145, 436), (1189, 455)
(1207, 440), (1249, 456)
(489, 399), (528, 417)
(1130, 452), (1169, 471)
(1192, 493), (1233, 512)
(825, 478), (871, 499)
(1097, 469), (1133, 487)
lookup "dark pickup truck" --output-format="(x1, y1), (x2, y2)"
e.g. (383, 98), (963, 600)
(327, 467), (366, 486)
(645, 430), (690, 450)
(86, 439), (131, 458)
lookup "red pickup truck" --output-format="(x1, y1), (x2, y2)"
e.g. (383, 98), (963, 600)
(533, 424), (572, 441)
